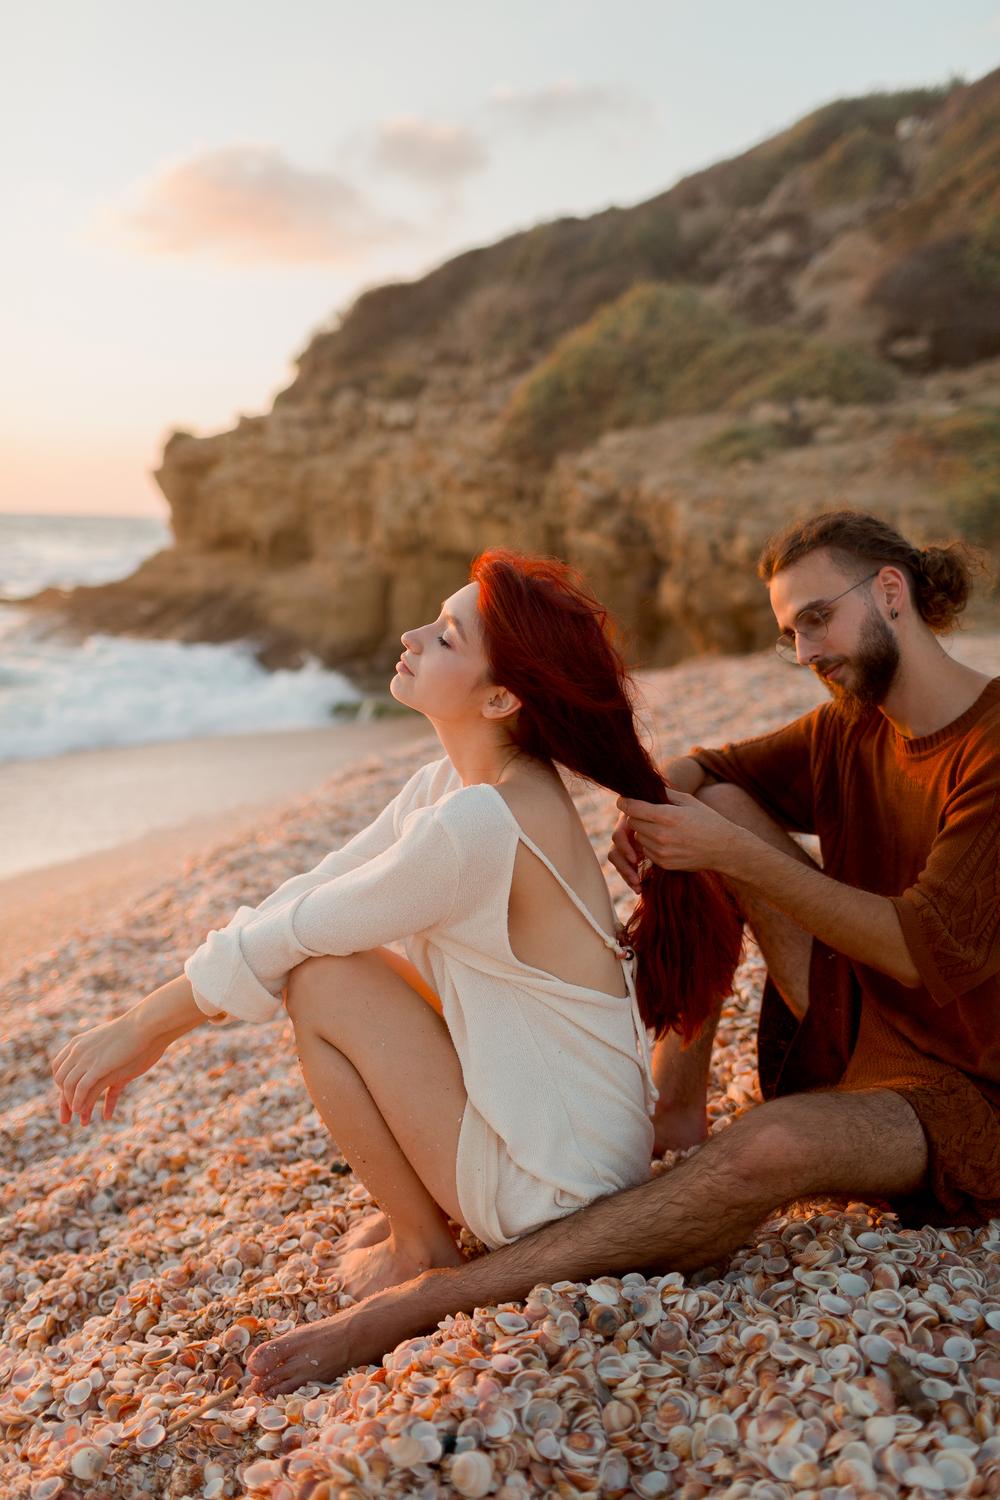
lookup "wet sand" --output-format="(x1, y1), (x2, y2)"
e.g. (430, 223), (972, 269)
(0, 718), (433, 975)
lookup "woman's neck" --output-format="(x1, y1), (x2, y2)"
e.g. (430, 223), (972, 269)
(430, 721), (530, 788)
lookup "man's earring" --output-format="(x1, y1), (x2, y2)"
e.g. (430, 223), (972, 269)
(890, 608), (899, 620)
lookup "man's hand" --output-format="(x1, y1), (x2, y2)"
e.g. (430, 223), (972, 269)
(617, 789), (748, 876)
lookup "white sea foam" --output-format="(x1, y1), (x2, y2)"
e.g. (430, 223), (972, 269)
(0, 515), (360, 761)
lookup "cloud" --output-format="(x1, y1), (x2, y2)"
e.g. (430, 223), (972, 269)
(489, 78), (646, 131)
(371, 117), (489, 186)
(108, 144), (407, 266)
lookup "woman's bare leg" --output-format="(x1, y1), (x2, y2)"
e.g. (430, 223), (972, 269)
(285, 951), (466, 1300)
(326, 949), (444, 1256)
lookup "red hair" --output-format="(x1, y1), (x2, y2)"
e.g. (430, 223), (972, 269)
(471, 548), (743, 1044)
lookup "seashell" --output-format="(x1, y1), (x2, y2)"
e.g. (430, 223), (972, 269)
(588, 1303), (624, 1338)
(942, 1335), (975, 1363)
(859, 1333), (894, 1364)
(585, 1279), (622, 1306)
(837, 1272), (869, 1297)
(68, 1445), (107, 1481)
(932, 1450), (977, 1490)
(30, 1481), (64, 1500)
(64, 1378), (93, 1406)
(627, 1290), (663, 1327)
(221, 1324), (251, 1352)
(494, 1311), (528, 1335)
(531, 1427), (561, 1460)
(135, 1421), (166, 1449)
(258, 1405), (288, 1431)
(450, 1449), (495, 1497)
(561, 1428), (605, 1464)
(703, 1412), (738, 1447)
(383, 1432), (425, 1467)
(242, 1458), (283, 1482)
(633, 1474), (671, 1499)
(523, 1397), (563, 1432)
(602, 1398), (640, 1435)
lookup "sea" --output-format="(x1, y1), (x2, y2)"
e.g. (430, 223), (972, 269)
(0, 513), (360, 763)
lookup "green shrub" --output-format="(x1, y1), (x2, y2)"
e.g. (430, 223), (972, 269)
(502, 284), (735, 460)
(893, 406), (1000, 548)
(809, 126), (901, 205)
(502, 283), (899, 463)
(739, 342), (899, 406)
(697, 422), (805, 466)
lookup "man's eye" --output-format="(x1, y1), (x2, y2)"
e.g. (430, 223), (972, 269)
(799, 611), (828, 630)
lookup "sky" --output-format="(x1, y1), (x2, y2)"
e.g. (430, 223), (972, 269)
(1, 1), (997, 518)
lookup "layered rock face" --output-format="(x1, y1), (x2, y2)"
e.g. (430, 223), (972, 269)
(30, 70), (1000, 673)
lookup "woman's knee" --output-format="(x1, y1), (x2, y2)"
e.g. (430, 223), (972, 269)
(285, 953), (367, 1023)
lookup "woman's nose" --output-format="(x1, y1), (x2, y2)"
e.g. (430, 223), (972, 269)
(400, 628), (419, 652)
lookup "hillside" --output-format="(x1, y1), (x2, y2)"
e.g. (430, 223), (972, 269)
(29, 68), (1000, 672)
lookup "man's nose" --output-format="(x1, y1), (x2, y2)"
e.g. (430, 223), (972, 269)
(795, 633), (821, 668)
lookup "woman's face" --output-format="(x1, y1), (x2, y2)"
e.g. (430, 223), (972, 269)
(391, 581), (505, 723)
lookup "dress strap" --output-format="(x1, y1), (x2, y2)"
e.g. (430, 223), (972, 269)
(510, 825), (635, 961)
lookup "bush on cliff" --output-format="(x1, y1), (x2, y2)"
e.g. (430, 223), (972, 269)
(892, 405), (1000, 550)
(502, 284), (899, 463)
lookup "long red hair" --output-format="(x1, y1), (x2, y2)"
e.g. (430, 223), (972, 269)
(472, 548), (743, 1045)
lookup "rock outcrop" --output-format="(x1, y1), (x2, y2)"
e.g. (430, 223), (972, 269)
(28, 70), (1000, 673)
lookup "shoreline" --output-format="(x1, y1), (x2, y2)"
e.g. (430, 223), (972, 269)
(0, 717), (433, 975)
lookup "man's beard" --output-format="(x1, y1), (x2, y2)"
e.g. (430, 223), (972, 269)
(815, 604), (900, 724)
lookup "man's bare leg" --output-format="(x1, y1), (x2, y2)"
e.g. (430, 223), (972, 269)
(651, 782), (819, 1153)
(247, 1084), (928, 1395)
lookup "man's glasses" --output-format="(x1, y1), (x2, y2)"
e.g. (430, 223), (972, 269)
(775, 571), (880, 664)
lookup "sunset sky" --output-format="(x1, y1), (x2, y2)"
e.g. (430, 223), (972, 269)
(3, 0), (997, 518)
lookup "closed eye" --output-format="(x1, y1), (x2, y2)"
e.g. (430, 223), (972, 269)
(437, 633), (452, 648)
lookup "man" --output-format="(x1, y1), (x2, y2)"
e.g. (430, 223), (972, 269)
(247, 509), (1000, 1397)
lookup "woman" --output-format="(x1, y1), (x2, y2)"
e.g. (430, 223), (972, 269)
(51, 550), (742, 1300)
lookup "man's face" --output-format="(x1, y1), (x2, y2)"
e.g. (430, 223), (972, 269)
(769, 550), (900, 721)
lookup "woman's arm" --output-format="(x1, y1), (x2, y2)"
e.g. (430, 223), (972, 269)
(51, 974), (218, 1126)
(187, 805), (463, 1023)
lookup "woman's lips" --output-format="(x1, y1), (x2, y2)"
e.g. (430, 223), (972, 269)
(396, 658), (414, 676)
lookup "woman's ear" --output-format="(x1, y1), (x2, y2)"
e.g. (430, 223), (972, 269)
(482, 686), (522, 722)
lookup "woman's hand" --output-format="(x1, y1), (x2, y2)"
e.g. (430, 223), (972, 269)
(51, 1014), (171, 1126)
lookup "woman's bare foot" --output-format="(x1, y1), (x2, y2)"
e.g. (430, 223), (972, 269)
(246, 1275), (445, 1397)
(332, 1209), (389, 1257)
(332, 1232), (463, 1302)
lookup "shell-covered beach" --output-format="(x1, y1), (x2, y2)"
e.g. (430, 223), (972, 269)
(3, 642), (999, 1500)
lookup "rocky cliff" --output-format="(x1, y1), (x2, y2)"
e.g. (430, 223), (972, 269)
(31, 69), (1000, 673)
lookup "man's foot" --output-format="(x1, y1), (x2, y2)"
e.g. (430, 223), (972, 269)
(652, 1103), (709, 1158)
(246, 1279), (438, 1397)
(331, 1233), (463, 1302)
(246, 1313), (350, 1395)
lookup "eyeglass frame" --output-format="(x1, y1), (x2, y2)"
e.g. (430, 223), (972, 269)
(774, 569), (882, 663)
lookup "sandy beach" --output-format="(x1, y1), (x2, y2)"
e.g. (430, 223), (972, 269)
(0, 718), (433, 976)
(1, 638), (998, 1498)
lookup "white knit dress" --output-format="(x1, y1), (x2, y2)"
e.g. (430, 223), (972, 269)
(184, 758), (657, 1248)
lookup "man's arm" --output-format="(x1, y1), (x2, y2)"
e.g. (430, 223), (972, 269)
(621, 791), (921, 988)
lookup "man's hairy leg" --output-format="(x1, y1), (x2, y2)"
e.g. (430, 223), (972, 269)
(247, 1086), (928, 1394)
(651, 782), (819, 1152)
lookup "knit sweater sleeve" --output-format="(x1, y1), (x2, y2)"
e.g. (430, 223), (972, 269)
(184, 804), (462, 1023)
(184, 758), (452, 1022)
(690, 707), (824, 834)
(890, 770), (1000, 1005)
